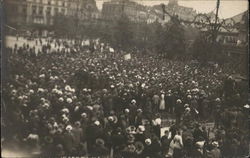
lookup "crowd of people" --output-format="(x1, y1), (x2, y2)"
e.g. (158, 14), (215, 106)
(2, 36), (249, 158)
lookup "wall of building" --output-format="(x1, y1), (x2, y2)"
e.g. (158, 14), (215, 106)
(5, 0), (100, 31)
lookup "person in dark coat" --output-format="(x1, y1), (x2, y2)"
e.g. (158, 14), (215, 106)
(193, 123), (204, 142)
(111, 127), (126, 153)
(92, 138), (109, 157)
(86, 120), (103, 153)
(161, 130), (171, 155)
(62, 125), (75, 155)
(134, 109), (143, 127)
(72, 121), (83, 148)
(207, 141), (221, 158)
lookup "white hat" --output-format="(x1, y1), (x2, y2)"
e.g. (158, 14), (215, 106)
(81, 113), (87, 117)
(74, 106), (79, 111)
(62, 114), (67, 118)
(215, 98), (221, 102)
(177, 99), (182, 103)
(141, 83), (146, 88)
(65, 85), (71, 91)
(195, 141), (205, 148)
(138, 125), (145, 132)
(94, 120), (100, 126)
(62, 108), (69, 113)
(11, 89), (17, 95)
(66, 98), (73, 103)
(110, 85), (115, 88)
(42, 103), (50, 108)
(244, 104), (250, 109)
(212, 141), (219, 147)
(131, 99), (136, 104)
(102, 89), (108, 93)
(29, 89), (34, 94)
(52, 88), (57, 93)
(145, 139), (151, 145)
(39, 74), (45, 78)
(125, 108), (130, 113)
(86, 106), (93, 111)
(50, 76), (54, 80)
(71, 88), (75, 93)
(40, 98), (46, 102)
(63, 117), (69, 123)
(108, 116), (114, 122)
(155, 118), (161, 125)
(66, 125), (73, 131)
(59, 97), (64, 102)
(37, 88), (44, 93)
(53, 122), (58, 128)
(187, 95), (192, 99)
(83, 88), (88, 92)
(137, 109), (142, 113)
(57, 90), (63, 95)
(184, 104), (189, 108)
(185, 107), (191, 112)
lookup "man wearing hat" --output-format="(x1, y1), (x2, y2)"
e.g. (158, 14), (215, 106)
(207, 141), (221, 158)
(86, 120), (103, 153)
(111, 127), (126, 153)
(128, 99), (138, 125)
(41, 136), (55, 156)
(135, 109), (143, 127)
(62, 125), (75, 155)
(161, 130), (171, 155)
(214, 98), (222, 128)
(72, 121), (83, 148)
(91, 138), (109, 157)
(175, 99), (183, 125)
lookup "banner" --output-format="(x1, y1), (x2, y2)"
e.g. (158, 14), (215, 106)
(124, 53), (131, 60)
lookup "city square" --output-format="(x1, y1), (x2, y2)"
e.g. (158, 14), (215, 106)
(1, 0), (249, 157)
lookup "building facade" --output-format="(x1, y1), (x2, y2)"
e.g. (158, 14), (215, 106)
(102, 0), (161, 23)
(5, 0), (100, 30)
(153, 0), (197, 23)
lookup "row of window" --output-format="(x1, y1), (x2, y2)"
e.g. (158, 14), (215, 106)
(33, 17), (53, 25)
(32, 0), (67, 7)
(31, 5), (65, 15)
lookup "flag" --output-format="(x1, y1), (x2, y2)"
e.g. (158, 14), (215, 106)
(109, 47), (114, 53)
(124, 53), (131, 60)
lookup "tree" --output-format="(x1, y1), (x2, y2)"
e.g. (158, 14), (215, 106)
(152, 20), (186, 59)
(149, 20), (164, 54)
(112, 15), (133, 51)
(53, 14), (71, 37)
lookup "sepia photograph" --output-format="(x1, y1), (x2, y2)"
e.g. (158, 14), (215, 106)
(1, 0), (249, 157)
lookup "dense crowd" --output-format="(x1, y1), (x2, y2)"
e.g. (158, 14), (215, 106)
(2, 37), (249, 158)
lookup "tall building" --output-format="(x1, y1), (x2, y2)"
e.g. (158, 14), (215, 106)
(5, 0), (69, 27)
(5, 0), (100, 30)
(102, 0), (160, 23)
(153, 0), (197, 22)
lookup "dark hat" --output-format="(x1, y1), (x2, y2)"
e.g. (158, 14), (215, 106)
(96, 138), (105, 146)
(44, 136), (53, 144)
(135, 141), (144, 154)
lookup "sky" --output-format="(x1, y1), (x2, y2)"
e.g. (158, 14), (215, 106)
(95, 0), (249, 19)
